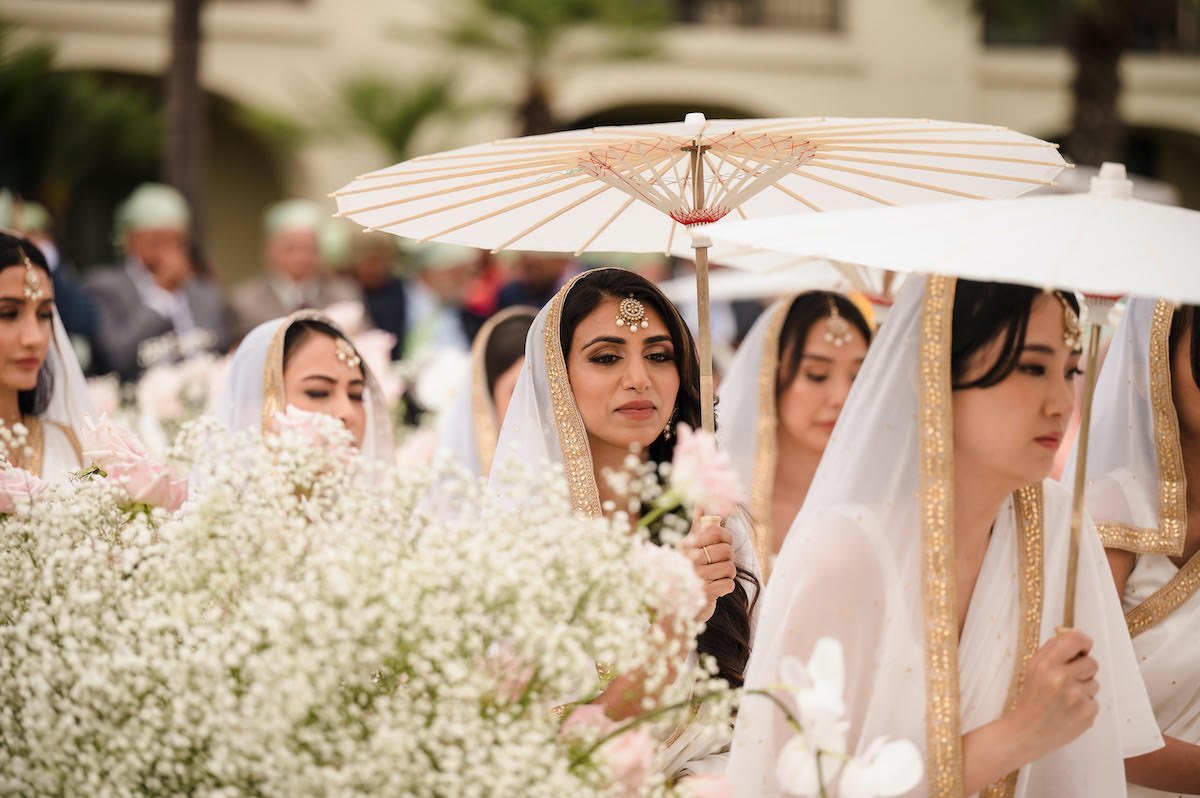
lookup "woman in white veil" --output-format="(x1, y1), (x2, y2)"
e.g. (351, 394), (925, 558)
(717, 291), (871, 582)
(0, 231), (94, 480)
(214, 309), (393, 462)
(1068, 297), (1200, 794)
(730, 275), (1161, 797)
(436, 305), (535, 477)
(489, 267), (758, 779)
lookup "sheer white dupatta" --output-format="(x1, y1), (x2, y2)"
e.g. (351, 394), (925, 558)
(730, 276), (1159, 798)
(1068, 298), (1200, 794)
(33, 311), (95, 480)
(437, 306), (537, 478)
(214, 310), (394, 463)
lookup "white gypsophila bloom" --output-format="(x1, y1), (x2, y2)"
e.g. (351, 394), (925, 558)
(0, 415), (732, 797)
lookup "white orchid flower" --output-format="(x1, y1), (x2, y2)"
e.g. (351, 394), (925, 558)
(776, 638), (851, 795)
(838, 737), (924, 798)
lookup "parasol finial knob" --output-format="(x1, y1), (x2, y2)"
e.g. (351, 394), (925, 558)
(684, 112), (707, 126)
(1091, 162), (1133, 199)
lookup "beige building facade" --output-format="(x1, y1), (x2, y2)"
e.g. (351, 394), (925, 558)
(3, 0), (1199, 281)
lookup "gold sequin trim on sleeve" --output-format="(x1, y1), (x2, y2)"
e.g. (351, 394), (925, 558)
(749, 298), (791, 583)
(917, 274), (965, 798)
(981, 483), (1045, 798)
(1126, 550), (1200, 637)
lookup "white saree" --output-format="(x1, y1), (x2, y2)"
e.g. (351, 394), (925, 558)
(488, 268), (760, 780)
(730, 275), (1160, 798)
(1068, 297), (1200, 798)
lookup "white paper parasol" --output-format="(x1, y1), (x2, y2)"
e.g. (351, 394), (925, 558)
(708, 162), (1200, 625)
(333, 113), (1066, 433)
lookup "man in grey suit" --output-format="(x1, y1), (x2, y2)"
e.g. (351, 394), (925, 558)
(230, 199), (360, 340)
(83, 183), (232, 381)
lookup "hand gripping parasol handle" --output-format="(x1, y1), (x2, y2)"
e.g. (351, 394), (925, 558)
(1062, 314), (1107, 629)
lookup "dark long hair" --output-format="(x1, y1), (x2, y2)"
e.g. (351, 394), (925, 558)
(484, 311), (535, 399)
(951, 279), (1081, 390)
(0, 232), (54, 415)
(281, 318), (359, 371)
(1169, 305), (1200, 390)
(559, 268), (758, 687)
(776, 291), (873, 393)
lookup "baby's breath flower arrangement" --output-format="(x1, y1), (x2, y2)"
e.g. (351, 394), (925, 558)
(0, 414), (731, 796)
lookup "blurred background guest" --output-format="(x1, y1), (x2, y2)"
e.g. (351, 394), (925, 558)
(83, 183), (230, 381)
(230, 199), (360, 340)
(399, 241), (485, 360)
(495, 251), (576, 310)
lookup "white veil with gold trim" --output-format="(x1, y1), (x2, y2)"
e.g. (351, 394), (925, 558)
(1069, 298), (1185, 556)
(730, 275), (1159, 798)
(1071, 298), (1200, 792)
(214, 311), (394, 463)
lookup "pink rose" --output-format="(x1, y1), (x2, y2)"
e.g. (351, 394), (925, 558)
(395, 427), (437, 467)
(678, 775), (734, 798)
(272, 405), (334, 447)
(0, 467), (47, 513)
(80, 414), (150, 463)
(80, 415), (187, 511)
(602, 729), (655, 796)
(670, 423), (743, 518)
(109, 457), (188, 512)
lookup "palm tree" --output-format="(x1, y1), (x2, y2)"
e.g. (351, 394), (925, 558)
(0, 23), (160, 224)
(444, 0), (670, 136)
(336, 75), (461, 162)
(981, 0), (1198, 166)
(163, 0), (207, 237)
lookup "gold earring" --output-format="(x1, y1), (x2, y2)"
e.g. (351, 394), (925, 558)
(1055, 292), (1083, 351)
(615, 296), (649, 333)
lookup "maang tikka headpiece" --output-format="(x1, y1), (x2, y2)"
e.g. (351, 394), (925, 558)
(1055, 292), (1083, 351)
(615, 296), (649, 333)
(823, 296), (853, 347)
(18, 245), (42, 302)
(334, 338), (361, 369)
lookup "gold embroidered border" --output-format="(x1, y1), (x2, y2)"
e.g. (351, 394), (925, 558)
(1095, 302), (1186, 555)
(470, 306), (536, 477)
(544, 274), (603, 518)
(918, 274), (965, 798)
(1149, 300), (1186, 554)
(981, 483), (1045, 798)
(1126, 550), (1200, 637)
(23, 415), (44, 478)
(749, 298), (792, 583)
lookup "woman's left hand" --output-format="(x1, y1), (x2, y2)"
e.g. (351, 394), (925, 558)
(679, 516), (737, 623)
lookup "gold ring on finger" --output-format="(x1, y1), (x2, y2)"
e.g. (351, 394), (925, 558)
(702, 545), (712, 565)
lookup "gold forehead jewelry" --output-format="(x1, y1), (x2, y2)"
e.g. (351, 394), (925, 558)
(823, 296), (852, 347)
(1055, 292), (1083, 351)
(18, 245), (42, 302)
(615, 296), (649, 333)
(334, 337), (362, 369)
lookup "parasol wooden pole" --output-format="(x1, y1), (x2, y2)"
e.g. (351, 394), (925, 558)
(1062, 319), (1104, 628)
(687, 144), (716, 435)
